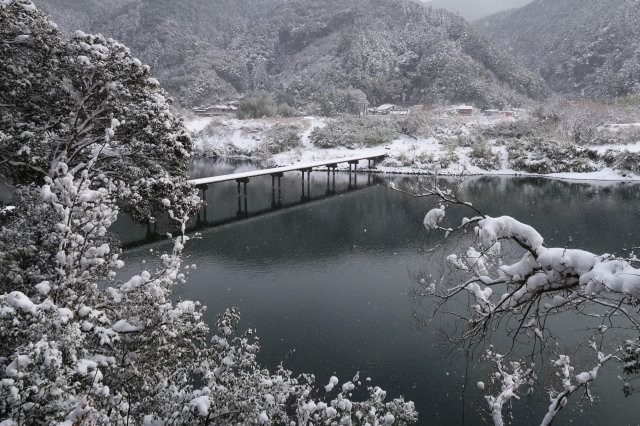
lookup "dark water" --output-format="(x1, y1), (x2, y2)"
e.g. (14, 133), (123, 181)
(119, 159), (640, 425)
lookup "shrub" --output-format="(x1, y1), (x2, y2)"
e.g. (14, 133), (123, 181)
(277, 102), (298, 117)
(479, 119), (537, 140)
(507, 140), (601, 173)
(602, 150), (640, 173)
(310, 116), (398, 148)
(590, 124), (640, 145)
(469, 140), (501, 170)
(259, 124), (303, 156)
(438, 149), (459, 169)
(236, 92), (278, 119)
(395, 113), (429, 138)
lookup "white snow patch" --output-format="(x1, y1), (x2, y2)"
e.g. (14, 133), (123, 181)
(325, 375), (339, 392)
(185, 117), (213, 134)
(191, 396), (210, 416)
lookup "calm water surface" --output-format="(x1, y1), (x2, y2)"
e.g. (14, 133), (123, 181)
(118, 159), (640, 425)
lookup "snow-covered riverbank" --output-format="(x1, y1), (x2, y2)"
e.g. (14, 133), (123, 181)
(187, 115), (640, 181)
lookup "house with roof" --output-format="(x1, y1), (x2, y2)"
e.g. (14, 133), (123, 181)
(193, 104), (238, 116)
(455, 105), (474, 116)
(368, 104), (409, 115)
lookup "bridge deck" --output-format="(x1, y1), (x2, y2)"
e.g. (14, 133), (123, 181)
(188, 150), (387, 186)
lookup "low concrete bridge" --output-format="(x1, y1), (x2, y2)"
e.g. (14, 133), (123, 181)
(188, 150), (387, 217)
(121, 171), (384, 250)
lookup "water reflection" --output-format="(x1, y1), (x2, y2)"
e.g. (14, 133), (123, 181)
(189, 157), (257, 179)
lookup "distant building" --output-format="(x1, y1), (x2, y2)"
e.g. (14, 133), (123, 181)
(368, 104), (409, 115)
(193, 104), (237, 116)
(455, 105), (474, 116)
(483, 109), (517, 119)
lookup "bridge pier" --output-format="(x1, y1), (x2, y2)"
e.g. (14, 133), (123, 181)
(326, 168), (330, 192)
(236, 177), (249, 217)
(348, 160), (359, 189)
(271, 172), (283, 208)
(332, 166), (336, 192)
(300, 168), (311, 201)
(325, 164), (337, 194)
(196, 184), (209, 225)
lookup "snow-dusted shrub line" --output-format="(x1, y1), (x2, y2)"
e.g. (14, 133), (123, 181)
(310, 116), (398, 149)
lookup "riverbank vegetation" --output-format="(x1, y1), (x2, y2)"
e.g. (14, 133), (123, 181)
(190, 97), (640, 179)
(309, 116), (398, 149)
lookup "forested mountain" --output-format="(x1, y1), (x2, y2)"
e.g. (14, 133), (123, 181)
(476, 0), (640, 98)
(35, 0), (541, 108)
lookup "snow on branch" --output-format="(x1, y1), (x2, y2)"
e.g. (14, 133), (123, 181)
(483, 348), (536, 426)
(540, 345), (617, 426)
(392, 180), (640, 425)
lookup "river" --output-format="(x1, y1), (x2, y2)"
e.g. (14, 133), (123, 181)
(116, 159), (640, 425)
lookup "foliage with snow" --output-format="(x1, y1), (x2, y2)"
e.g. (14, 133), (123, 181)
(0, 0), (197, 223)
(310, 116), (399, 149)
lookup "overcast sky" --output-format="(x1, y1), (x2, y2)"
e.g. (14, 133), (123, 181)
(421, 0), (534, 21)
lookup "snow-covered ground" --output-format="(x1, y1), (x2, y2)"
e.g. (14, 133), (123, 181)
(187, 116), (640, 182)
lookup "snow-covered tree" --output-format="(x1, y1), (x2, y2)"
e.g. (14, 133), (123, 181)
(1, 0), (197, 223)
(1, 2), (418, 424)
(393, 179), (640, 425)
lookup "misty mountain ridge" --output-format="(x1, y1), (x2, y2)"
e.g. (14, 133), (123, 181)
(35, 0), (542, 109)
(476, 0), (640, 98)
(422, 0), (533, 22)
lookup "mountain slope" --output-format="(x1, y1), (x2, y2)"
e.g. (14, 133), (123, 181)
(476, 0), (640, 97)
(36, 0), (542, 108)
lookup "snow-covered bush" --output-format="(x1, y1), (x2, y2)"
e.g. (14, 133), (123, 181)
(602, 150), (640, 173)
(479, 119), (537, 140)
(468, 140), (501, 170)
(310, 116), (398, 148)
(387, 147), (434, 168)
(259, 124), (303, 156)
(276, 102), (298, 117)
(394, 112), (435, 139)
(552, 98), (613, 145)
(507, 140), (601, 173)
(477, 98), (638, 148)
(591, 124), (640, 146)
